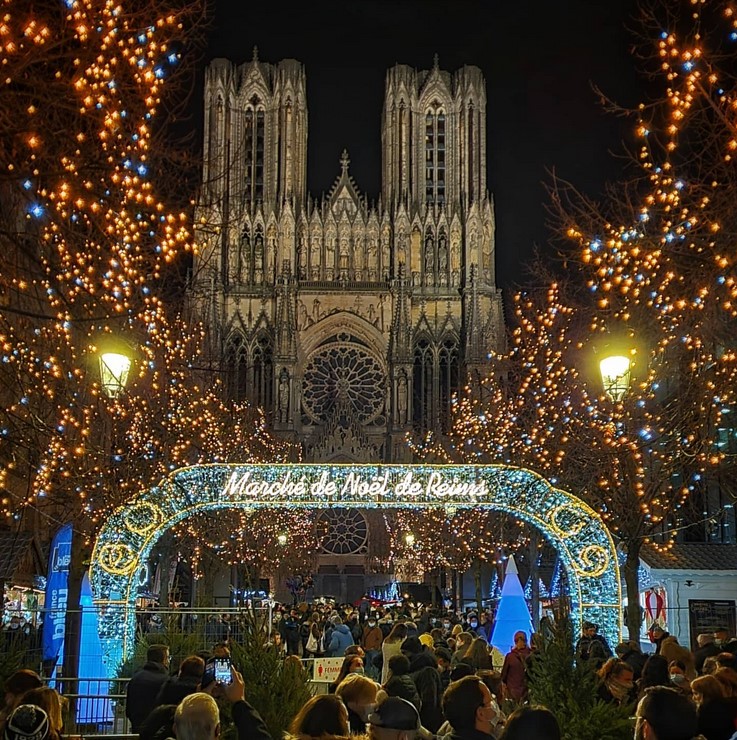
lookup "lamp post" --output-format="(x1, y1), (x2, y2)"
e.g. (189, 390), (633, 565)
(95, 337), (136, 398)
(598, 343), (639, 640)
(599, 354), (632, 402)
(63, 335), (136, 724)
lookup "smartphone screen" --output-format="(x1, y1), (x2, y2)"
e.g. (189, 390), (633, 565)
(213, 657), (231, 684)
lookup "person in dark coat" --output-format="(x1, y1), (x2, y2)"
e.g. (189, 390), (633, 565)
(616, 641), (649, 682)
(441, 674), (504, 740)
(384, 654), (421, 714)
(694, 634), (721, 674)
(280, 610), (302, 656)
(410, 651), (444, 732)
(648, 624), (670, 655)
(575, 622), (612, 668)
(126, 644), (170, 732)
(154, 655), (204, 708)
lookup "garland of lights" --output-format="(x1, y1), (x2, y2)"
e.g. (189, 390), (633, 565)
(90, 463), (621, 675)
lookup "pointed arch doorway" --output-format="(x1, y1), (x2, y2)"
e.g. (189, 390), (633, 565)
(90, 464), (621, 675)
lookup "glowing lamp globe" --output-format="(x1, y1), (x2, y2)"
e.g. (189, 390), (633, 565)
(277, 533), (288, 546)
(405, 532), (416, 547)
(99, 351), (133, 399)
(599, 354), (631, 402)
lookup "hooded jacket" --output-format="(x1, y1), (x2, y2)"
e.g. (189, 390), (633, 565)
(327, 624), (354, 657)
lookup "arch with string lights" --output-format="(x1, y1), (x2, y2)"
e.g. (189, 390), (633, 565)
(90, 463), (621, 675)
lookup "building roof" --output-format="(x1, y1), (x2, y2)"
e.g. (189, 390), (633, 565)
(0, 530), (33, 581)
(641, 543), (737, 572)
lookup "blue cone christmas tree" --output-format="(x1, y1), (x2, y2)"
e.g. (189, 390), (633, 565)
(491, 555), (534, 654)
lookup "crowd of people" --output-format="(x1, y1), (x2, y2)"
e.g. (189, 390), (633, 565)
(1, 599), (737, 740)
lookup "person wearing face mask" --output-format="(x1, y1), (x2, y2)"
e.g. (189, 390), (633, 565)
(330, 655), (366, 694)
(668, 661), (693, 697)
(477, 614), (493, 643)
(466, 613), (480, 635)
(362, 617), (384, 681)
(435, 647), (453, 692)
(335, 673), (380, 734)
(441, 675), (504, 740)
(714, 627), (737, 655)
(597, 659), (636, 706)
(660, 636), (697, 681)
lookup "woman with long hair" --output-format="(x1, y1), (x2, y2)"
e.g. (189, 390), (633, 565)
(329, 654), (365, 695)
(380, 623), (407, 684)
(19, 688), (65, 740)
(596, 659), (635, 706)
(463, 637), (494, 671)
(304, 618), (324, 659)
(451, 632), (474, 667)
(691, 674), (726, 707)
(637, 654), (671, 700)
(335, 674), (379, 734)
(286, 694), (353, 740)
(0, 670), (43, 726)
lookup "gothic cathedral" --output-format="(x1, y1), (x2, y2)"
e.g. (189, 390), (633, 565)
(188, 52), (504, 463)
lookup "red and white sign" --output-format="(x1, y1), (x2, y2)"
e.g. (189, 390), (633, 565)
(313, 657), (344, 683)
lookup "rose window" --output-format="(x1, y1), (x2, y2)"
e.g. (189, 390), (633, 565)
(317, 508), (368, 554)
(302, 337), (385, 424)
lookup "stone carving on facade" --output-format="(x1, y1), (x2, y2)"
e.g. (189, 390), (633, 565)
(396, 370), (408, 425)
(278, 367), (290, 423)
(296, 296), (388, 332)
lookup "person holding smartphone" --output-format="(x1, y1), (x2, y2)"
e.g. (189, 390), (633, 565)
(173, 666), (271, 740)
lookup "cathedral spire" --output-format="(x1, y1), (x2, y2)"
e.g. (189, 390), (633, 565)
(252, 45), (259, 61)
(432, 52), (439, 70)
(340, 149), (350, 175)
(465, 264), (485, 365)
(390, 263), (412, 362)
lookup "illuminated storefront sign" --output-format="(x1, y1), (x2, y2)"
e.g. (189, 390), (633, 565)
(90, 464), (622, 675)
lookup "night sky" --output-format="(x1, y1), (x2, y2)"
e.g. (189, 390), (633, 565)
(203, 0), (643, 286)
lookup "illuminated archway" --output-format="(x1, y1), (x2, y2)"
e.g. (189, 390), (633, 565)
(90, 464), (621, 674)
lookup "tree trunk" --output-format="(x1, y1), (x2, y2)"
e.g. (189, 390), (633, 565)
(474, 560), (482, 612)
(158, 546), (173, 608)
(529, 532), (541, 629)
(623, 540), (642, 641)
(429, 570), (439, 607)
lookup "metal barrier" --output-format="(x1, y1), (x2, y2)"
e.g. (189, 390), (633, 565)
(4, 605), (339, 735)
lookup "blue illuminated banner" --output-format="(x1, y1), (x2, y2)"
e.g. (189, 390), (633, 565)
(43, 522), (72, 666)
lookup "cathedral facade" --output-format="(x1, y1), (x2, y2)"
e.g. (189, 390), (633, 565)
(188, 52), (504, 463)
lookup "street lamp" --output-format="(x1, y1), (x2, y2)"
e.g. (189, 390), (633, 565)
(277, 533), (288, 546)
(599, 354), (632, 402)
(404, 532), (416, 547)
(95, 337), (136, 398)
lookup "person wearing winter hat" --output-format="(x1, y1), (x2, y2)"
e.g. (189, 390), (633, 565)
(4, 704), (50, 740)
(418, 633), (435, 649)
(367, 696), (421, 740)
